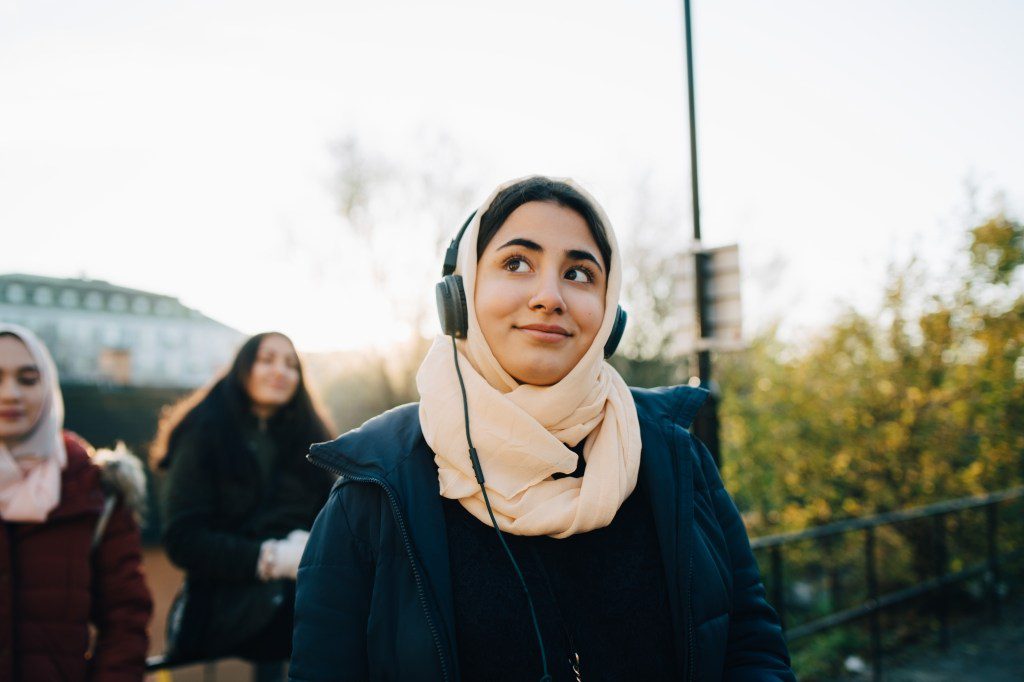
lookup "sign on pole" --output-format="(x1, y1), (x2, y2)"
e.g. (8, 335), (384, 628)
(666, 243), (743, 356)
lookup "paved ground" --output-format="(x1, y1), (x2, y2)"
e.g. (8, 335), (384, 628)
(881, 600), (1024, 682)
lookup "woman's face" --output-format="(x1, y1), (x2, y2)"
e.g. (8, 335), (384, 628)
(0, 335), (47, 444)
(245, 335), (301, 414)
(475, 201), (607, 386)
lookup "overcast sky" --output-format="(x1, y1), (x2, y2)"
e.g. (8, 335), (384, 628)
(2, 0), (1022, 351)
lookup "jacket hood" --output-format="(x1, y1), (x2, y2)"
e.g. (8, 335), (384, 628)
(93, 441), (148, 521)
(48, 434), (149, 523)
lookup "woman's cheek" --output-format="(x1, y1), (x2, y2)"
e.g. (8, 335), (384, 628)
(286, 371), (301, 399)
(575, 294), (605, 335)
(474, 279), (511, 332)
(246, 366), (269, 398)
(23, 384), (46, 426)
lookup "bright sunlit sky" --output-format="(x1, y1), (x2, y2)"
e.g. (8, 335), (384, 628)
(2, 0), (1022, 352)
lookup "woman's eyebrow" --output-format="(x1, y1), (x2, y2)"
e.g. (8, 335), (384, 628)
(567, 249), (604, 273)
(16, 365), (39, 374)
(497, 238), (543, 252)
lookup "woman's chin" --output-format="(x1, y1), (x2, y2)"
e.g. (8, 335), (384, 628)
(505, 355), (575, 386)
(0, 423), (32, 441)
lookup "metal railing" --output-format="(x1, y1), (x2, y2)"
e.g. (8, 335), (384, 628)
(750, 487), (1024, 680)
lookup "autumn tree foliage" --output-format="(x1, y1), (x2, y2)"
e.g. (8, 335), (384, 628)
(715, 213), (1024, 534)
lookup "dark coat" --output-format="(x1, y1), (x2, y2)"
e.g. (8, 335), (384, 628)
(290, 386), (794, 681)
(0, 432), (152, 682)
(160, 411), (334, 657)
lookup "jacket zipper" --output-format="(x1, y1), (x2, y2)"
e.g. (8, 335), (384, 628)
(686, 548), (695, 682)
(309, 455), (452, 682)
(668, 421), (696, 682)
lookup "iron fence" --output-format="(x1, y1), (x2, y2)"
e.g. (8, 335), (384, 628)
(750, 487), (1024, 679)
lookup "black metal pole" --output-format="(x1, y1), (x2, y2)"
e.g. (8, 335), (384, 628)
(771, 545), (786, 631)
(933, 514), (950, 650)
(683, 0), (701, 243)
(986, 503), (1001, 622)
(865, 528), (882, 681)
(682, 0), (720, 465)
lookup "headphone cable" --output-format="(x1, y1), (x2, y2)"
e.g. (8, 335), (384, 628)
(450, 337), (553, 682)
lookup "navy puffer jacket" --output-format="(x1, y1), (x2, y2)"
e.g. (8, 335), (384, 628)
(290, 386), (794, 681)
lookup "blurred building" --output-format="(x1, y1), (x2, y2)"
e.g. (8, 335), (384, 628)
(0, 273), (243, 388)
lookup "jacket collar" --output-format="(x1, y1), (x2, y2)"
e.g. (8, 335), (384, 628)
(310, 386), (709, 481)
(309, 403), (460, 676)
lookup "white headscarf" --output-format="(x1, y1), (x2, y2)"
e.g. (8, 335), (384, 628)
(416, 177), (642, 538)
(0, 324), (67, 522)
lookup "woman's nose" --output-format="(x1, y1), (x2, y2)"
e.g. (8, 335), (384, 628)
(528, 272), (566, 314)
(0, 378), (19, 401)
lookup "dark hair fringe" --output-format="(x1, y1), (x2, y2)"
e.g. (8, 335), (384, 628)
(476, 176), (613, 275)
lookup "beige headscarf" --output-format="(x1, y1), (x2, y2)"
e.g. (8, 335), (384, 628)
(0, 324), (67, 523)
(416, 177), (641, 539)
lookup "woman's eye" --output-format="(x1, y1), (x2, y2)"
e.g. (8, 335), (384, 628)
(16, 373), (40, 387)
(504, 257), (533, 273)
(565, 266), (595, 283)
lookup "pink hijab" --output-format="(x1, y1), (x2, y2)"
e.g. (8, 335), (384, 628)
(0, 324), (67, 523)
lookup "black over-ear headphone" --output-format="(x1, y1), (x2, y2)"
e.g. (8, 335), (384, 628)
(435, 212), (628, 358)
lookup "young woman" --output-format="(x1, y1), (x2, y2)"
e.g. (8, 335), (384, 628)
(153, 332), (334, 665)
(290, 177), (794, 681)
(0, 324), (152, 681)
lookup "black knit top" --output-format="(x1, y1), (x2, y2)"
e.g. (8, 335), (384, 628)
(442, 447), (676, 681)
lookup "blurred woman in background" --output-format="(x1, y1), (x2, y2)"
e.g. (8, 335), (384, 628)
(0, 323), (151, 681)
(152, 332), (334, 670)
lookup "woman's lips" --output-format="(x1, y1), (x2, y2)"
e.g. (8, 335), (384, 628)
(516, 324), (571, 344)
(0, 409), (25, 420)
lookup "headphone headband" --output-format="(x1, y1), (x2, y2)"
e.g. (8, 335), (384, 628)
(441, 211), (477, 277)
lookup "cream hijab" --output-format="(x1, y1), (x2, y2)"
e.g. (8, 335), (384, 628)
(0, 324), (67, 523)
(416, 177), (642, 539)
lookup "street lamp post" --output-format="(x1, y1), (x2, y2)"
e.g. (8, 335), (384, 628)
(682, 0), (721, 465)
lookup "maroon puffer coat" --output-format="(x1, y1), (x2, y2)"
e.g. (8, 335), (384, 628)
(0, 432), (153, 681)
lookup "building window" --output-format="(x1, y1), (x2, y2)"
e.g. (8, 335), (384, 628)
(85, 291), (104, 310)
(33, 287), (54, 306)
(60, 290), (79, 308)
(5, 284), (26, 303)
(108, 294), (127, 312)
(132, 296), (151, 314)
(154, 299), (173, 316)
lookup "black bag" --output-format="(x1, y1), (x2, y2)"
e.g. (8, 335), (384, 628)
(164, 577), (287, 663)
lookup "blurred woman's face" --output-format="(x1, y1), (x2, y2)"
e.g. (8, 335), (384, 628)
(0, 335), (46, 444)
(475, 201), (607, 386)
(245, 335), (301, 416)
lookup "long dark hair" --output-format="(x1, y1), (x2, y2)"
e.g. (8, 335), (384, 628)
(150, 332), (333, 472)
(477, 176), (613, 274)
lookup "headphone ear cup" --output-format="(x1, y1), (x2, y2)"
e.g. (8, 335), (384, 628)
(435, 275), (469, 338)
(603, 305), (627, 359)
